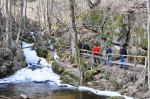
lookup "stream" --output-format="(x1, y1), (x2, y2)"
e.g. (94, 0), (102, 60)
(0, 42), (132, 99)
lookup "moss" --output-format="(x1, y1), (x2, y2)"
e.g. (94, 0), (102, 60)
(140, 38), (148, 49)
(91, 67), (100, 75)
(61, 71), (80, 82)
(36, 48), (47, 58)
(22, 34), (34, 43)
(82, 69), (94, 82)
(82, 9), (103, 31)
(46, 53), (53, 63)
(69, 56), (75, 64)
(52, 62), (64, 74)
(60, 75), (80, 86)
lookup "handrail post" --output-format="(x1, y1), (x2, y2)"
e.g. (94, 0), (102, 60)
(134, 56), (137, 83)
(91, 52), (94, 70)
(144, 57), (148, 86)
(106, 54), (108, 66)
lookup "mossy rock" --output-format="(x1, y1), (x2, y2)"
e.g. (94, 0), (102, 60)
(46, 53), (53, 63)
(140, 38), (148, 50)
(36, 48), (47, 58)
(107, 96), (125, 99)
(69, 56), (75, 64)
(57, 51), (63, 58)
(22, 33), (34, 43)
(61, 71), (80, 82)
(60, 75), (80, 86)
(82, 70), (94, 82)
(91, 67), (101, 75)
(52, 62), (64, 74)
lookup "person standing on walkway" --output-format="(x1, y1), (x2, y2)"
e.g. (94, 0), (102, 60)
(78, 40), (82, 54)
(120, 45), (127, 69)
(83, 42), (90, 59)
(103, 46), (112, 66)
(93, 44), (100, 63)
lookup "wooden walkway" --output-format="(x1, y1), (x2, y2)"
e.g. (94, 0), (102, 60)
(79, 49), (147, 68)
(79, 49), (147, 84)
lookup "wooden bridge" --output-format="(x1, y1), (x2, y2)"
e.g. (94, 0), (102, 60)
(79, 49), (147, 84)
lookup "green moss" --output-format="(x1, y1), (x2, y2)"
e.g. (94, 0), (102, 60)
(61, 71), (80, 82)
(36, 48), (47, 58)
(60, 75), (80, 86)
(22, 34), (34, 43)
(46, 53), (53, 63)
(52, 62), (64, 74)
(82, 69), (94, 82)
(140, 38), (148, 49)
(82, 9), (103, 31)
(69, 56), (75, 64)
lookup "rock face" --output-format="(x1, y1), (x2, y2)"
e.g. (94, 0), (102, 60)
(0, 47), (27, 78)
(82, 0), (147, 55)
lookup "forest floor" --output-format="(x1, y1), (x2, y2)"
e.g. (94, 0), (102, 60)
(57, 55), (150, 99)
(53, 27), (150, 99)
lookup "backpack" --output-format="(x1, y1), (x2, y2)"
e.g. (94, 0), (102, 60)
(106, 48), (112, 54)
(122, 48), (127, 58)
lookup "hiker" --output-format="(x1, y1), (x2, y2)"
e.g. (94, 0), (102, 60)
(103, 46), (112, 66)
(93, 44), (100, 63)
(83, 42), (90, 59)
(78, 40), (82, 54)
(120, 45), (127, 69)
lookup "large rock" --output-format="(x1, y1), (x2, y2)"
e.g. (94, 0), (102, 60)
(0, 47), (12, 60)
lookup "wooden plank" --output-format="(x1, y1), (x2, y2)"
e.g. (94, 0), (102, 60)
(79, 49), (147, 58)
(110, 61), (145, 68)
(80, 49), (146, 68)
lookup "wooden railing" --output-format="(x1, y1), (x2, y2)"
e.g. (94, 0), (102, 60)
(79, 49), (147, 83)
(79, 49), (147, 67)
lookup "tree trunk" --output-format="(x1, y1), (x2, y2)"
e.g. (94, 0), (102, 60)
(9, 0), (13, 44)
(69, 0), (82, 84)
(46, 0), (51, 39)
(24, 0), (27, 30)
(16, 0), (24, 45)
(70, 0), (77, 57)
(147, 0), (150, 90)
(5, 0), (9, 47)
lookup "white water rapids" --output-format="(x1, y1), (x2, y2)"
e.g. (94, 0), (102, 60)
(0, 42), (133, 99)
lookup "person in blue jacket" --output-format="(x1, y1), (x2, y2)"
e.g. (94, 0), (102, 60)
(83, 42), (90, 59)
(103, 46), (112, 66)
(120, 45), (127, 69)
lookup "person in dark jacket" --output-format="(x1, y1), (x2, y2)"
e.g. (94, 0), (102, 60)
(78, 40), (82, 54)
(120, 45), (127, 69)
(93, 44), (100, 63)
(83, 42), (89, 59)
(103, 46), (112, 66)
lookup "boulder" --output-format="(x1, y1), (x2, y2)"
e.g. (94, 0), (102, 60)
(0, 47), (12, 60)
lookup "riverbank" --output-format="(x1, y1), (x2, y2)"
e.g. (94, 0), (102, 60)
(51, 49), (149, 99)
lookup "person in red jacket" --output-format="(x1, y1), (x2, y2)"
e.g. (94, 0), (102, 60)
(93, 44), (100, 63)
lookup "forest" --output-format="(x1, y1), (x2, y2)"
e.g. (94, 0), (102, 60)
(0, 0), (150, 99)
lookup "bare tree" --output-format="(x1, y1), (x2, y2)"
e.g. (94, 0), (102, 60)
(5, 0), (9, 47)
(24, 0), (28, 30)
(16, 0), (24, 45)
(147, 0), (150, 90)
(69, 0), (82, 84)
(46, 0), (52, 38)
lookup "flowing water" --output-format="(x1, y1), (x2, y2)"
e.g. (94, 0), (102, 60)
(0, 42), (132, 99)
